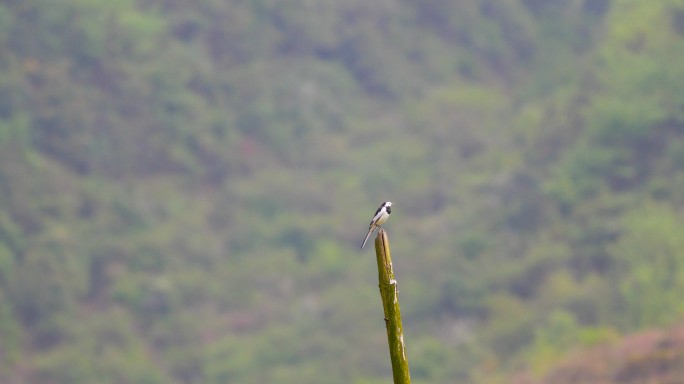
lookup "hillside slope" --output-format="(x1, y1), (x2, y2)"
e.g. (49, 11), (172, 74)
(1, 1), (684, 383)
(513, 323), (684, 384)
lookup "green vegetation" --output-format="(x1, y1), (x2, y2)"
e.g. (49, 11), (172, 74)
(1, 0), (684, 383)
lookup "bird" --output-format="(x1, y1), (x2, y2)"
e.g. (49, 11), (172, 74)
(360, 201), (393, 250)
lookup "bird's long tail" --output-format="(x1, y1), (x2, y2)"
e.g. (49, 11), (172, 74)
(360, 227), (375, 250)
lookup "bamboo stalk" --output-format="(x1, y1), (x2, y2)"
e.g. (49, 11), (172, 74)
(374, 229), (411, 384)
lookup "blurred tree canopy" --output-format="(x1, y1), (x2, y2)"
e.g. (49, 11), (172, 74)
(1, 0), (684, 383)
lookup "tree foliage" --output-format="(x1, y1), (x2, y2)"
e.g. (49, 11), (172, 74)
(1, 0), (684, 383)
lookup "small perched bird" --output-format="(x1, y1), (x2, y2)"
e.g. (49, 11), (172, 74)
(361, 201), (393, 250)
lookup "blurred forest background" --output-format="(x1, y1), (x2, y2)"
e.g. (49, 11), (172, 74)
(2, 0), (684, 383)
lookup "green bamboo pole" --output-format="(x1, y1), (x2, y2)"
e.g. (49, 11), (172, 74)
(374, 229), (411, 384)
